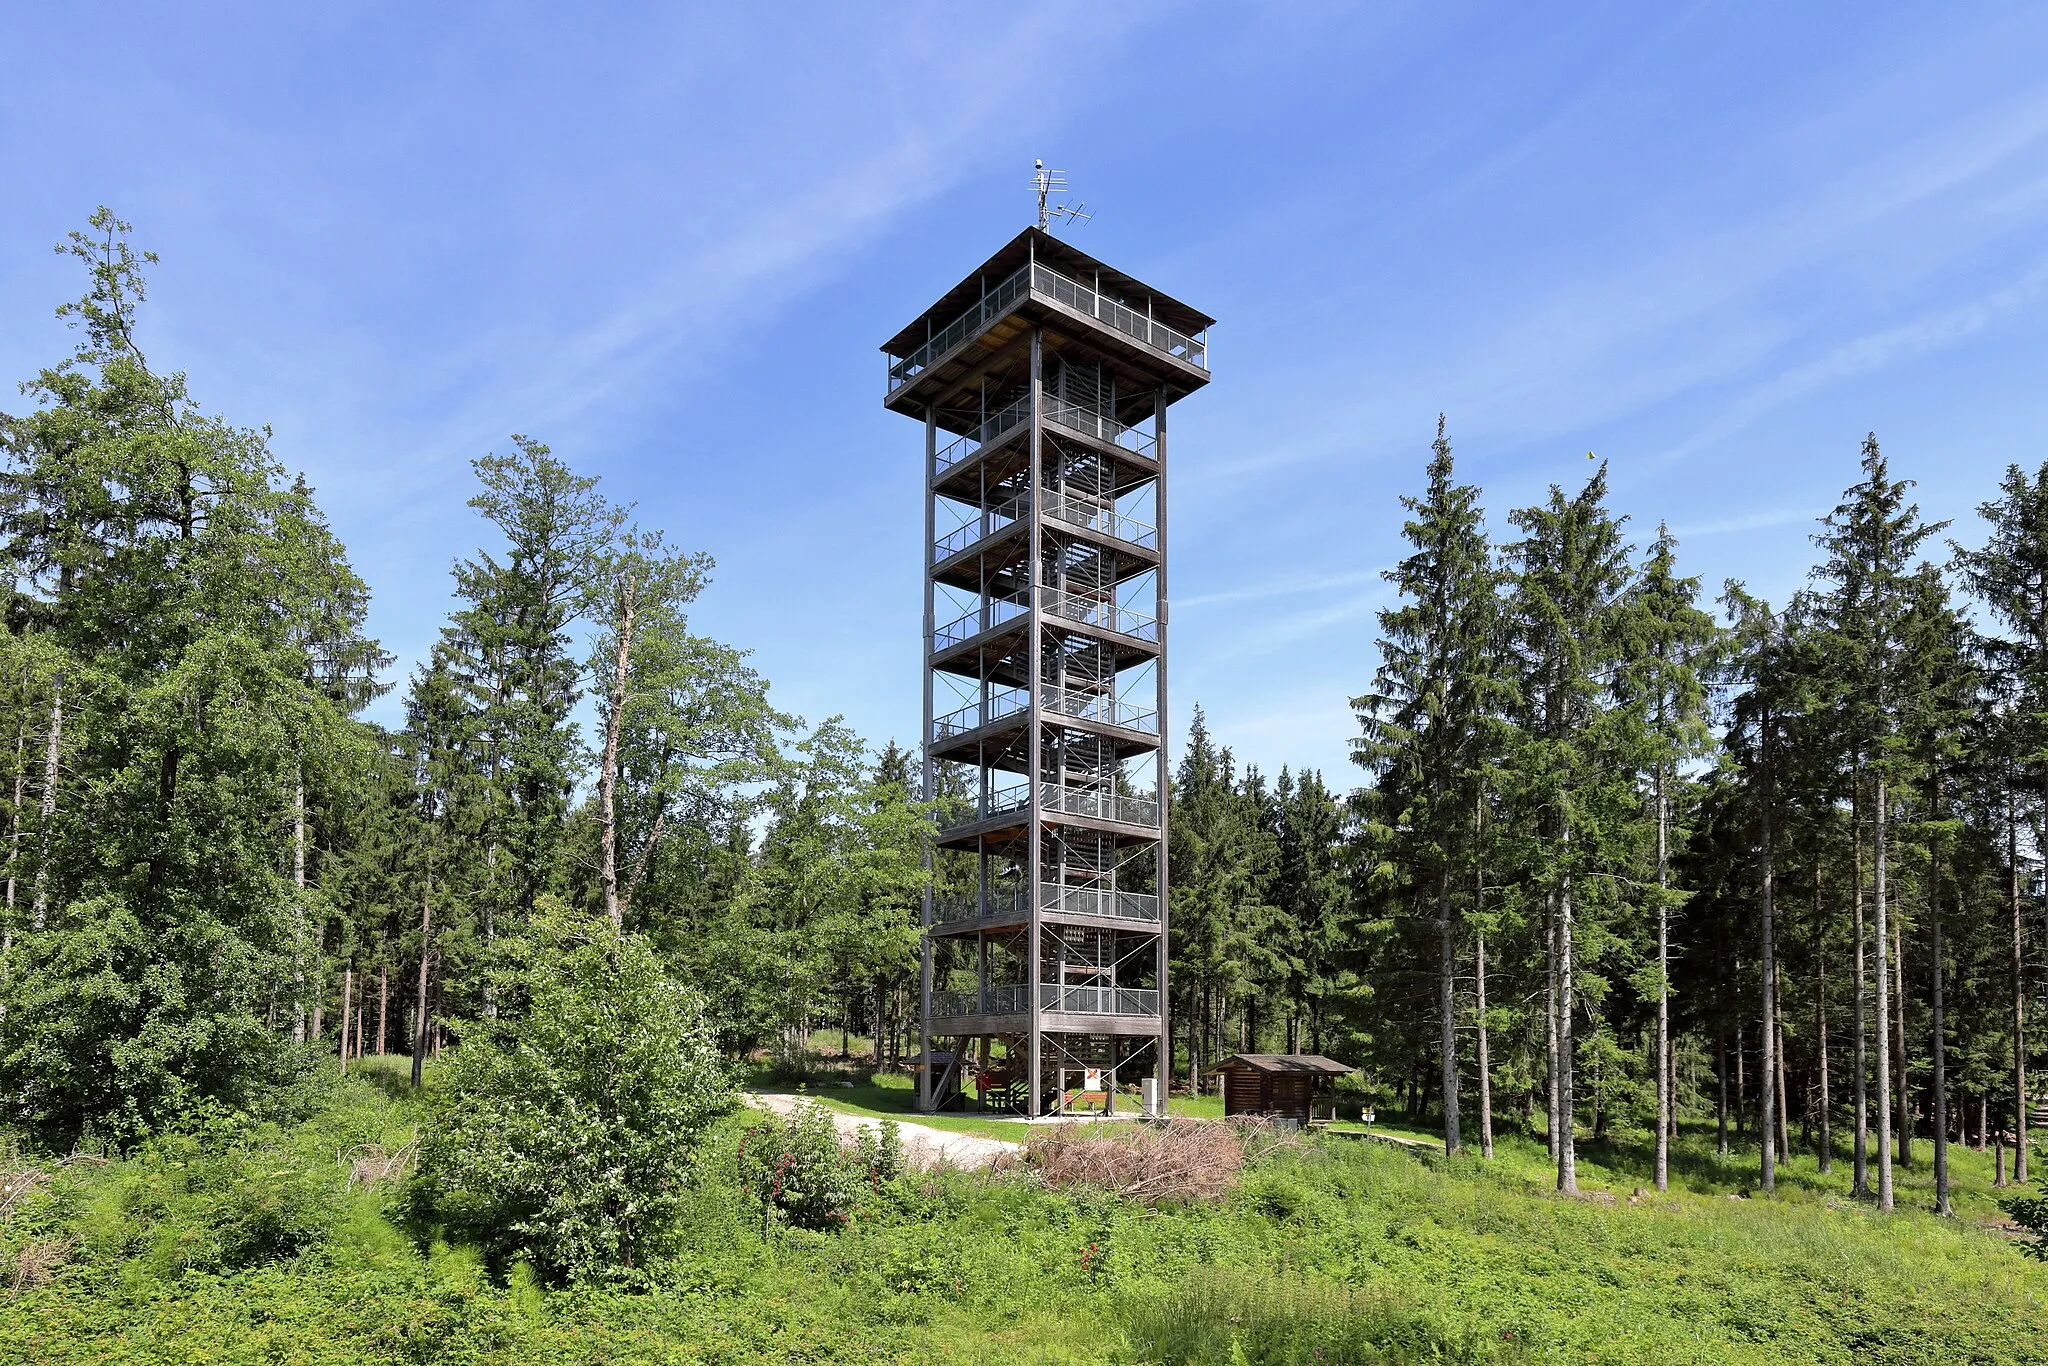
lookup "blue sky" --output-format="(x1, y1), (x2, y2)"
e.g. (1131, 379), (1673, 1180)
(5, 5), (2047, 785)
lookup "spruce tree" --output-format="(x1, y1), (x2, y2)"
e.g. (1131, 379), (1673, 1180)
(1955, 460), (2048, 1184)
(1502, 462), (1638, 1193)
(1810, 434), (1946, 1210)
(1618, 525), (1719, 1190)
(1354, 418), (1501, 1154)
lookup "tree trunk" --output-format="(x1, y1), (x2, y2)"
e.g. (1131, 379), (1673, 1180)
(31, 673), (62, 929)
(1874, 779), (1895, 1211)
(338, 958), (354, 1074)
(1476, 926), (1495, 1160)
(1931, 838), (1952, 1217)
(598, 572), (639, 933)
(1854, 794), (1871, 1197)
(1894, 908), (1911, 1168)
(1557, 871), (1578, 1194)
(482, 838), (498, 1020)
(1736, 1018), (1747, 1136)
(292, 771), (309, 1044)
(1655, 759), (1672, 1191)
(1716, 1028), (1730, 1155)
(1761, 770), (1779, 1193)
(1546, 894), (1561, 1162)
(1776, 960), (1791, 1165)
(1817, 938), (1833, 1172)
(2014, 785), (2031, 1184)
(412, 867), (433, 1088)
(1438, 865), (1461, 1156)
(309, 914), (325, 1041)
(5, 704), (26, 921)
(376, 939), (389, 1055)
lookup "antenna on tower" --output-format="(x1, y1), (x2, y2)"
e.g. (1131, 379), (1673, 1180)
(1032, 159), (1092, 232)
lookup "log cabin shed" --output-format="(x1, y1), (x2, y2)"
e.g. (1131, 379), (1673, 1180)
(1216, 1054), (1353, 1123)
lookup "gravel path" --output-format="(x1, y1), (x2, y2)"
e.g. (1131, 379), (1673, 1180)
(743, 1091), (1023, 1171)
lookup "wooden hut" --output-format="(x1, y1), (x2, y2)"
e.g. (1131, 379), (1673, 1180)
(1215, 1054), (1353, 1124)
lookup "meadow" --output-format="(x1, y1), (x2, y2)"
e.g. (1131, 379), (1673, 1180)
(5, 1056), (2046, 1365)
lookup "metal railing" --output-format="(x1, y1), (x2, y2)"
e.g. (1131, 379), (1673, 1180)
(933, 507), (1017, 561)
(1041, 490), (1156, 549)
(932, 395), (1030, 478)
(932, 689), (1028, 740)
(933, 886), (1029, 926)
(1040, 884), (1161, 921)
(1042, 683), (1158, 733)
(892, 265), (1033, 391)
(1028, 265), (1207, 370)
(891, 260), (1209, 396)
(933, 783), (1031, 838)
(935, 490), (1153, 564)
(1040, 985), (1161, 1017)
(1043, 589), (1159, 642)
(1043, 397), (1158, 460)
(931, 984), (1029, 1018)
(932, 492), (1025, 563)
(932, 596), (1027, 651)
(1042, 781), (1160, 829)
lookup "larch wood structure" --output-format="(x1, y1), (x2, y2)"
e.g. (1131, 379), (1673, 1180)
(1216, 1055), (1354, 1124)
(884, 227), (1211, 1116)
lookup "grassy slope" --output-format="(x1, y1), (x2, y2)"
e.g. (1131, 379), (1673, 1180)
(7, 1061), (2048, 1365)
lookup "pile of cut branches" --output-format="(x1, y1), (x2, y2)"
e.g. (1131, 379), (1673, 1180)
(1017, 1117), (1284, 1203)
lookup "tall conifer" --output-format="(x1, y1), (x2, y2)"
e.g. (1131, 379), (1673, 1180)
(1810, 435), (1946, 1210)
(1619, 525), (1719, 1191)
(1355, 418), (1501, 1155)
(1955, 461), (2048, 1184)
(1503, 463), (1637, 1193)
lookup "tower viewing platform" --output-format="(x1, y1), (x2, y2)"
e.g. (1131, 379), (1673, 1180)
(885, 222), (1211, 1117)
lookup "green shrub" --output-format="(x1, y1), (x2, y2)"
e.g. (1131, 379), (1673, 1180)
(414, 906), (733, 1282)
(736, 1102), (866, 1232)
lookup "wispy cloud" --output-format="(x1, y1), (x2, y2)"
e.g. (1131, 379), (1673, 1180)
(1669, 507), (1824, 539)
(1177, 568), (1384, 609)
(1651, 260), (2048, 468)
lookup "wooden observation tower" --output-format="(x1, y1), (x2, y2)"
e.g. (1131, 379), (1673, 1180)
(881, 216), (1211, 1116)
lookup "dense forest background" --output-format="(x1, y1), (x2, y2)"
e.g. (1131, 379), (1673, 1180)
(5, 212), (2047, 1232)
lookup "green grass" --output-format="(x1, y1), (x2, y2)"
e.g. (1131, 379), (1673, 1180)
(9, 1064), (2048, 1364)
(755, 1070), (1037, 1142)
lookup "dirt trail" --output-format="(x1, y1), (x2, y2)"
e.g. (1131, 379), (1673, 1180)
(744, 1092), (1023, 1171)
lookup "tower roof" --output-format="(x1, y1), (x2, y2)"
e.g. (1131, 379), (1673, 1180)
(880, 227), (1213, 360)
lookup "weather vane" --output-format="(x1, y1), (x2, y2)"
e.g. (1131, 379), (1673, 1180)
(1032, 159), (1092, 232)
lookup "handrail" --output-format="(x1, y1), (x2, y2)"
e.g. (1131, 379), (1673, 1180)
(891, 266), (1032, 391)
(932, 688), (1028, 740)
(1029, 264), (1207, 370)
(891, 260), (1209, 398)
(932, 595), (1027, 651)
(1044, 397), (1158, 460)
(931, 492), (1026, 563)
(1041, 490), (1157, 550)
(939, 884), (1161, 925)
(1042, 781), (1160, 829)
(933, 395), (1030, 477)
(1040, 884), (1161, 922)
(1040, 984), (1161, 1017)
(933, 489), (1153, 563)
(931, 984), (1029, 1018)
(933, 885), (1029, 926)
(1042, 683), (1158, 733)
(1043, 589), (1159, 642)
